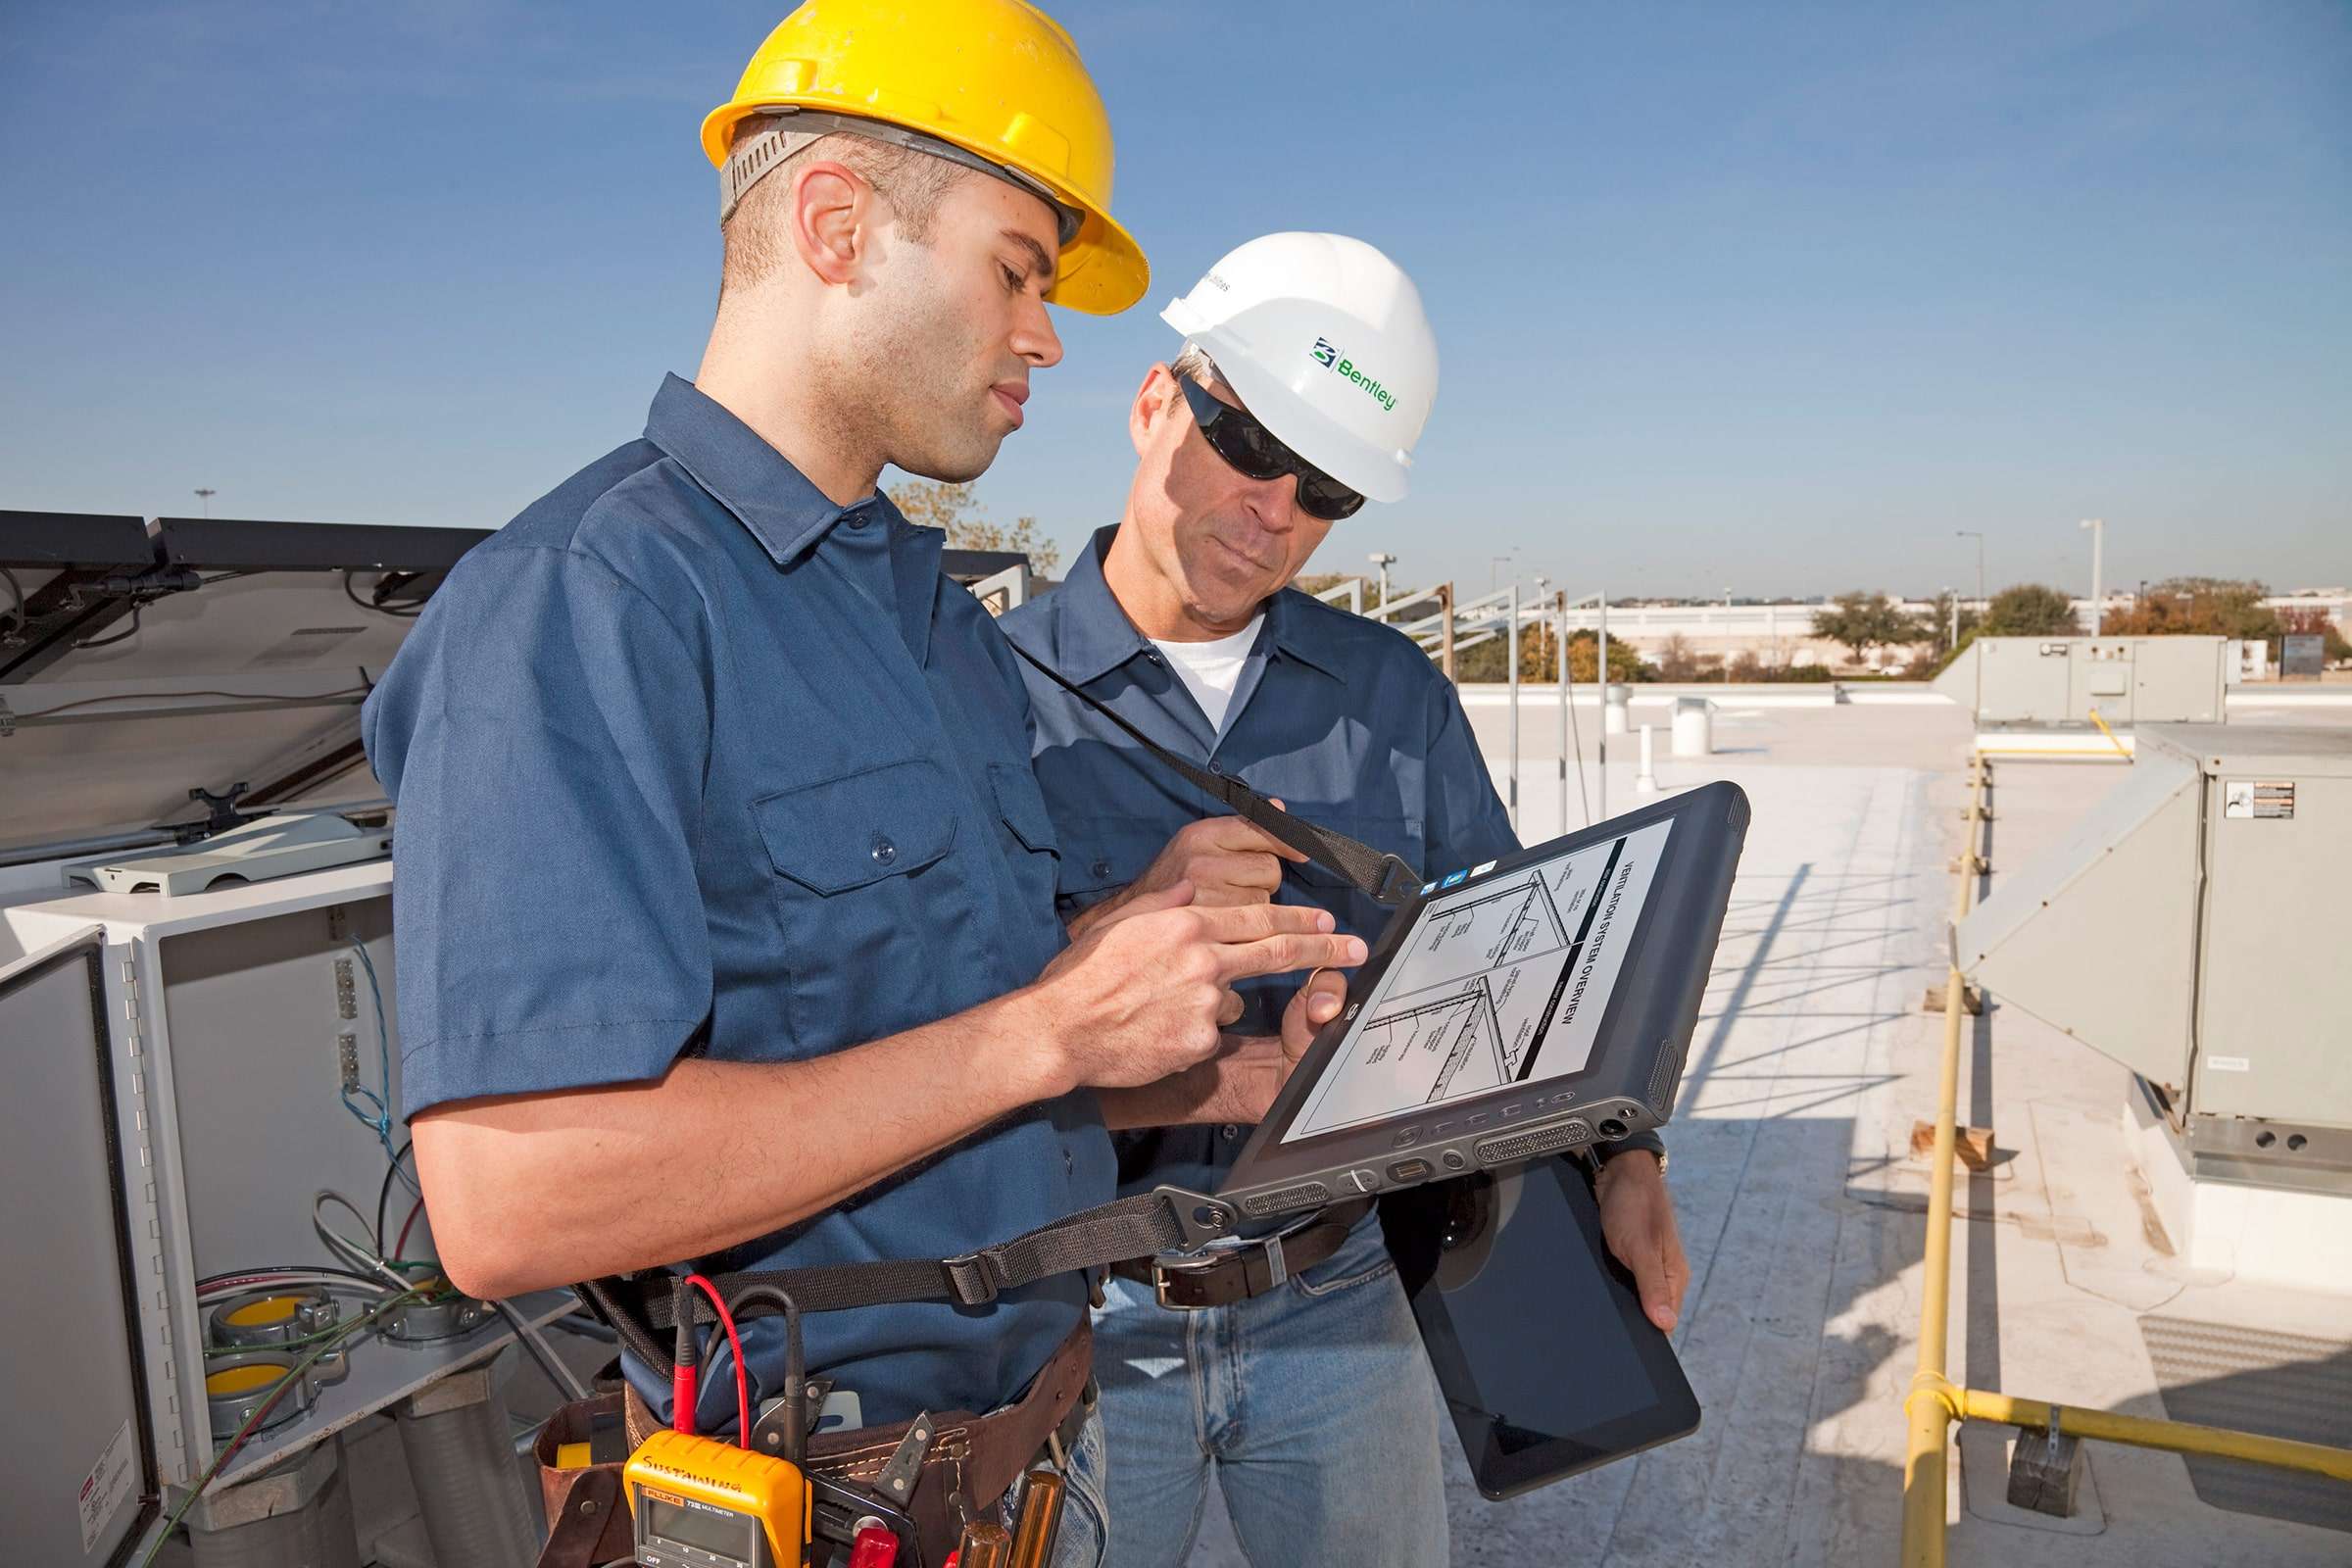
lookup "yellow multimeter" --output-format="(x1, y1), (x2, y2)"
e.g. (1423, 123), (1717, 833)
(623, 1430), (811, 1568)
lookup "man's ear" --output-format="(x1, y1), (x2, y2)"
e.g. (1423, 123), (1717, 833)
(1131, 363), (1179, 457)
(786, 162), (872, 287)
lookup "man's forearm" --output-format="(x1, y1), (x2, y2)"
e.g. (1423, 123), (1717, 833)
(414, 991), (1063, 1298)
(1098, 1034), (1284, 1130)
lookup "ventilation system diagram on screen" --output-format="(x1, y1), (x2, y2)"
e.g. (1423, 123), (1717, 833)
(1286, 818), (1674, 1143)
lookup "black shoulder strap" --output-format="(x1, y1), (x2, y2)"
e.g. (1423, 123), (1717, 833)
(1007, 638), (1422, 906)
(580, 1192), (1191, 1373)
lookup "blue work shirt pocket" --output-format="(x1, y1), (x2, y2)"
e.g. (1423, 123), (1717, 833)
(988, 761), (1064, 932)
(752, 759), (968, 1049)
(1052, 815), (1174, 913)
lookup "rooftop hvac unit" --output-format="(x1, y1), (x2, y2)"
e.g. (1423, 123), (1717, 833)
(1933, 636), (2228, 726)
(1954, 725), (2352, 1191)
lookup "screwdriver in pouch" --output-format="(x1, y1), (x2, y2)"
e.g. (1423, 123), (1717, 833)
(1006, 1469), (1065, 1567)
(953, 1518), (1011, 1568)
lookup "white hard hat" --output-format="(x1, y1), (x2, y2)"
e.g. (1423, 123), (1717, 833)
(1160, 232), (1437, 504)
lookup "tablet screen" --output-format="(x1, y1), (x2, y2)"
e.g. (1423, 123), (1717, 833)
(1401, 1161), (1702, 1504)
(1427, 1164), (1649, 1430)
(1403, 1158), (1697, 1497)
(1283, 817), (1675, 1145)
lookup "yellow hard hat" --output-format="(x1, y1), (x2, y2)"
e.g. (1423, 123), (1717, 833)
(703, 0), (1148, 316)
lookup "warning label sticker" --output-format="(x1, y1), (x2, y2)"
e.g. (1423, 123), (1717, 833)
(78, 1418), (136, 1554)
(2223, 780), (2295, 820)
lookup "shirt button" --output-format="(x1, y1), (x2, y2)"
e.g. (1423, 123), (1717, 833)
(847, 511), (870, 529)
(1091, 858), (1112, 879)
(1221, 1124), (1239, 1141)
(871, 835), (898, 866)
(1209, 761), (1224, 776)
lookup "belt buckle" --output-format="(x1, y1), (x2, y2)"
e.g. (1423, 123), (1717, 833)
(1152, 1232), (1286, 1311)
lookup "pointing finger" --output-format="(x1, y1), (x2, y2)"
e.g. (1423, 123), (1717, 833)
(1217, 930), (1367, 983)
(1193, 902), (1336, 944)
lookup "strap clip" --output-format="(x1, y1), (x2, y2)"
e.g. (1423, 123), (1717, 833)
(941, 1250), (1001, 1306)
(1373, 853), (1424, 906)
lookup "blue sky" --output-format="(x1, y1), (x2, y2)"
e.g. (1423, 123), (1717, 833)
(3, 1), (2345, 599)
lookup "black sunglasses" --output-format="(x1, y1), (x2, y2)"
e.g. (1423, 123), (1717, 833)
(1177, 375), (1366, 521)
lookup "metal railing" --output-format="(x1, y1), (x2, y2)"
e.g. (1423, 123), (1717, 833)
(1897, 756), (2352, 1564)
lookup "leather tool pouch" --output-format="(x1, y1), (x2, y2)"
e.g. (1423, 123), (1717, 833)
(532, 1323), (1091, 1568)
(532, 1392), (634, 1568)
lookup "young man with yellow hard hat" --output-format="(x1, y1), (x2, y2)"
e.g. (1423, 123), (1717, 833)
(1004, 234), (1689, 1566)
(362, 6), (1354, 1560)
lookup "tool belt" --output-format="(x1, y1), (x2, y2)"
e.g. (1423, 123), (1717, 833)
(532, 1325), (1091, 1568)
(1107, 1198), (1373, 1309)
(543, 1190), (1203, 1568)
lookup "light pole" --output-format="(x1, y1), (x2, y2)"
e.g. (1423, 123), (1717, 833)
(1724, 586), (1734, 681)
(1955, 530), (1986, 719)
(2080, 517), (2105, 634)
(1368, 552), (1396, 612)
(1491, 554), (1514, 594)
(194, 487), (217, 517)
(1954, 531), (1984, 626)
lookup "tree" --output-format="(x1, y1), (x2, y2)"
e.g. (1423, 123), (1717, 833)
(1567, 629), (1653, 684)
(886, 478), (1063, 575)
(1920, 590), (1981, 663)
(1979, 583), (2078, 637)
(1654, 633), (1707, 682)
(2102, 577), (2278, 641)
(1452, 622), (1648, 683)
(1810, 591), (1927, 662)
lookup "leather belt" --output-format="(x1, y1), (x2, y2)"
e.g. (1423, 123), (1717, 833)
(1109, 1199), (1374, 1310)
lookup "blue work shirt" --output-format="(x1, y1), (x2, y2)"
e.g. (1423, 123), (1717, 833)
(362, 374), (1112, 1429)
(1000, 526), (1521, 1206)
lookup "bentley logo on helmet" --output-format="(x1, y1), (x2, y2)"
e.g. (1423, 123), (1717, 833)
(1308, 336), (1398, 414)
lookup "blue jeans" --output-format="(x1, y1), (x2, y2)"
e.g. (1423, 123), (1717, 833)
(1091, 1211), (1449, 1568)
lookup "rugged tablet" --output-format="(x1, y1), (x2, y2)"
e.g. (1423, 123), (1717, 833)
(1394, 1155), (1700, 1497)
(1164, 781), (1746, 1236)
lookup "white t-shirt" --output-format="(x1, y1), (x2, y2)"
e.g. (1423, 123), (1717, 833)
(1151, 613), (1264, 733)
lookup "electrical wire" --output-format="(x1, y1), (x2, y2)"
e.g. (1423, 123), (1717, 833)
(8, 686), (372, 722)
(134, 1286), (425, 1568)
(494, 1298), (592, 1402)
(313, 1191), (412, 1292)
(729, 1285), (806, 1466)
(196, 1266), (393, 1300)
(395, 1196), (427, 1260)
(74, 603), (142, 649)
(375, 1140), (415, 1252)
(683, 1273), (752, 1446)
(340, 941), (417, 1193)
(343, 569), (428, 617)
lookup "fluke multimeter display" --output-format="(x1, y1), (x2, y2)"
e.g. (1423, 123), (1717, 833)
(625, 1429), (808, 1568)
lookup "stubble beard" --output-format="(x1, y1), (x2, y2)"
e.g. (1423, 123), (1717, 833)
(841, 287), (1005, 485)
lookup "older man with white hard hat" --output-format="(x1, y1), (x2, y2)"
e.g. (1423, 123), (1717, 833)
(1003, 233), (1688, 1566)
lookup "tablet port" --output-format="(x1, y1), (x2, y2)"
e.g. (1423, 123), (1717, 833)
(1597, 1117), (1629, 1140)
(1388, 1158), (1434, 1184)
